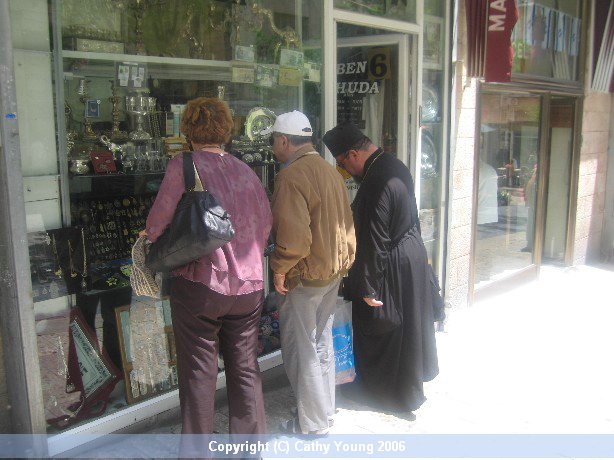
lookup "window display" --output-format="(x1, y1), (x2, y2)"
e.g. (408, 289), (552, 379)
(33, 0), (324, 433)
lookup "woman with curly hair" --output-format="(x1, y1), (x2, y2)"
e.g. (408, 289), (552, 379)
(144, 97), (272, 436)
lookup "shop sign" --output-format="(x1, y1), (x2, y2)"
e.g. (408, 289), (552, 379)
(485, 0), (519, 82)
(336, 47), (390, 129)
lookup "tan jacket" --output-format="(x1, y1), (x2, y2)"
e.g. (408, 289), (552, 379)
(271, 150), (356, 288)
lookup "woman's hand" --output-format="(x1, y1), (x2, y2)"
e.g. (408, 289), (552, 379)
(138, 229), (148, 238)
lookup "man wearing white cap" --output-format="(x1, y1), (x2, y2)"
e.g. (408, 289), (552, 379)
(268, 110), (356, 434)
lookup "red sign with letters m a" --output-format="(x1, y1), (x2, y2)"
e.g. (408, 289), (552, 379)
(485, 0), (519, 82)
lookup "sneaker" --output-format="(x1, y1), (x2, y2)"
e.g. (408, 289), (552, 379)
(280, 417), (330, 435)
(279, 417), (304, 434)
(290, 407), (335, 427)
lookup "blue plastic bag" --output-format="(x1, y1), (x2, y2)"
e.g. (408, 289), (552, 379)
(332, 298), (356, 385)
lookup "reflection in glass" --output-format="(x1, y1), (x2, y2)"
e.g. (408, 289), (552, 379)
(334, 0), (416, 22)
(511, 2), (582, 81)
(543, 98), (574, 264)
(474, 94), (541, 288)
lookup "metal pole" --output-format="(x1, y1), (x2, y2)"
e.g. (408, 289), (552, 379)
(0, 0), (48, 446)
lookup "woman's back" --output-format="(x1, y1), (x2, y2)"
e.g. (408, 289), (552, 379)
(146, 150), (272, 296)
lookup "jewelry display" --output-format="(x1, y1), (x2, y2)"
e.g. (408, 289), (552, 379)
(67, 240), (78, 278)
(51, 235), (63, 278)
(81, 227), (88, 291)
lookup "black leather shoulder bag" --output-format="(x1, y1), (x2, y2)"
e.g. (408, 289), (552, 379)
(145, 151), (235, 272)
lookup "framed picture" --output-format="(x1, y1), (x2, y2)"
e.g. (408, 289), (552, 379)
(45, 308), (121, 429)
(424, 15), (444, 70)
(279, 49), (304, 69)
(232, 65), (255, 84)
(234, 45), (255, 63)
(85, 99), (100, 118)
(115, 297), (178, 404)
(255, 65), (278, 88)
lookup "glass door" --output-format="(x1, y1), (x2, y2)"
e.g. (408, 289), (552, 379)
(474, 93), (542, 289)
(473, 92), (579, 295)
(542, 97), (575, 265)
(333, 22), (415, 200)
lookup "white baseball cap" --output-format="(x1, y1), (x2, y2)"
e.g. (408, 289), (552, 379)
(262, 110), (313, 137)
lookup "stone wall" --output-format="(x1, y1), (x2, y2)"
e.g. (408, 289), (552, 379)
(0, 330), (8, 432)
(602, 103), (614, 262)
(573, 93), (612, 264)
(445, 0), (475, 309)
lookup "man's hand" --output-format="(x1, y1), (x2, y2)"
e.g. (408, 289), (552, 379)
(363, 296), (383, 307)
(274, 273), (288, 295)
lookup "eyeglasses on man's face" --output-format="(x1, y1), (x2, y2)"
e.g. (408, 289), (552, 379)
(336, 151), (350, 169)
(269, 134), (282, 146)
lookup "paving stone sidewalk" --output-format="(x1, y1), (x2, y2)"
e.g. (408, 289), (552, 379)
(75, 264), (614, 458)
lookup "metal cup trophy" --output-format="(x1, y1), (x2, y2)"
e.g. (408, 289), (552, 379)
(126, 96), (156, 141)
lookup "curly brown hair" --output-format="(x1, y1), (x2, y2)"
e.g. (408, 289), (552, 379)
(180, 97), (233, 145)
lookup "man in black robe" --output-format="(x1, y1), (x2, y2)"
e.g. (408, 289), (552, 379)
(323, 122), (439, 417)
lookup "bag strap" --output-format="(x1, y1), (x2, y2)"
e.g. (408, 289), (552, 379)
(182, 151), (204, 192)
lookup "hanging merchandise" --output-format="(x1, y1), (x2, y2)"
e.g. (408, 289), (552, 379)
(29, 227), (89, 301)
(46, 309), (121, 429)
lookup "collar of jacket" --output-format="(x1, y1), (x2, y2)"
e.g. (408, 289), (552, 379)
(284, 144), (319, 167)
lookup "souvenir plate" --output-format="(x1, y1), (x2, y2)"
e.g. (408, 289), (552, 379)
(422, 84), (439, 123)
(245, 107), (276, 141)
(421, 131), (438, 179)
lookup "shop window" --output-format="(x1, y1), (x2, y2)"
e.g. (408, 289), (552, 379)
(421, 0), (447, 270)
(334, 0), (416, 23)
(31, 0), (324, 433)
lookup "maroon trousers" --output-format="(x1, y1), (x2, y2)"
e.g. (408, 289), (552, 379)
(170, 276), (266, 435)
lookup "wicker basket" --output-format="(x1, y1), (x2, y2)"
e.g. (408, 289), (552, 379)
(130, 236), (161, 298)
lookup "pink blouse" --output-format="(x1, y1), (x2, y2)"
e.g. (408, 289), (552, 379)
(146, 150), (272, 296)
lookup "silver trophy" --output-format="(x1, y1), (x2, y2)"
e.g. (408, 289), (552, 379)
(126, 96), (156, 141)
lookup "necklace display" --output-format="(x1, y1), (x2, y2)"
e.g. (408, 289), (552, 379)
(51, 235), (63, 278)
(362, 150), (384, 181)
(81, 227), (88, 291)
(67, 240), (78, 278)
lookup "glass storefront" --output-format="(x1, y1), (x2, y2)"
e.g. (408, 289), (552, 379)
(23, 0), (323, 434)
(474, 93), (541, 287)
(5, 0), (450, 448)
(334, 0), (416, 22)
(421, 0), (447, 267)
(474, 91), (579, 289)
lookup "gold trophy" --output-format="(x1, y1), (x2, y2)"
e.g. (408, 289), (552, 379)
(109, 81), (127, 140)
(77, 79), (97, 140)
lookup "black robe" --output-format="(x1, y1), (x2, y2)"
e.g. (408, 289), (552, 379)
(346, 150), (439, 412)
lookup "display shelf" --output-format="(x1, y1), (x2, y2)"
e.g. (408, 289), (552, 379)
(69, 171), (166, 179)
(62, 50), (232, 81)
(62, 50), (231, 69)
(69, 172), (164, 198)
(81, 284), (131, 297)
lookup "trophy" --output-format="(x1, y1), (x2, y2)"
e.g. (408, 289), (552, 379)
(126, 95), (156, 141)
(108, 81), (127, 140)
(77, 79), (97, 140)
(64, 102), (78, 156)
